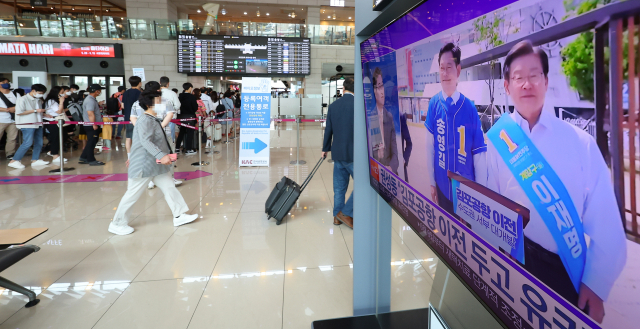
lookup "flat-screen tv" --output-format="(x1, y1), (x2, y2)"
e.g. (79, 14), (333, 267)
(177, 35), (310, 76)
(360, 0), (635, 329)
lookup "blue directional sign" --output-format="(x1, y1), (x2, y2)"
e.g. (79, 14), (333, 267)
(240, 77), (271, 166)
(242, 138), (268, 154)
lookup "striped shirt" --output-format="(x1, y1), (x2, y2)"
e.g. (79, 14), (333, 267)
(128, 112), (172, 179)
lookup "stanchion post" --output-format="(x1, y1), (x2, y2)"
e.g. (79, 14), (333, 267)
(191, 116), (210, 167)
(59, 120), (64, 173)
(290, 116), (306, 165)
(50, 119), (74, 173)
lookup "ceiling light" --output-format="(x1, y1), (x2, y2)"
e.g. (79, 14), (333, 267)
(244, 12), (247, 15)
(349, 17), (352, 19)
(197, 9), (201, 13)
(72, 7), (75, 10)
(89, 8), (91, 11)
(256, 7), (260, 17)
(106, 9), (109, 12)
(333, 13), (336, 19)
(291, 12), (296, 18)
(50, 6), (53, 9)
(327, 15), (331, 18)
(266, 13), (270, 16)
(221, 6), (226, 15)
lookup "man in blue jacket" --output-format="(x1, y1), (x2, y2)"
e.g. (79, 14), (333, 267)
(322, 78), (355, 229)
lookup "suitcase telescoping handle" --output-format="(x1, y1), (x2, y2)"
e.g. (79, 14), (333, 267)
(300, 156), (325, 192)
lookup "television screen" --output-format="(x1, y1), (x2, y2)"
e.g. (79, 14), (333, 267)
(177, 35), (310, 76)
(360, 0), (636, 329)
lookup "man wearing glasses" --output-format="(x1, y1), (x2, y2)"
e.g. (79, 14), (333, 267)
(484, 41), (626, 323)
(425, 43), (486, 214)
(372, 66), (399, 175)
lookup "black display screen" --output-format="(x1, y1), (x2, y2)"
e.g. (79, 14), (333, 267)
(177, 35), (310, 76)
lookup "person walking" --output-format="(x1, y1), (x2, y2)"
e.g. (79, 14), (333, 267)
(42, 86), (68, 165)
(108, 89), (198, 236)
(8, 84), (49, 169)
(0, 77), (19, 160)
(79, 84), (105, 166)
(176, 83), (198, 155)
(321, 78), (355, 229)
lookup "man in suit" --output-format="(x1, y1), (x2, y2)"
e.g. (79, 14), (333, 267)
(371, 67), (399, 175)
(322, 78), (355, 229)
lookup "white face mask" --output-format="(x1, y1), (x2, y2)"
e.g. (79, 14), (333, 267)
(65, 91), (72, 96)
(155, 103), (167, 118)
(34, 93), (44, 98)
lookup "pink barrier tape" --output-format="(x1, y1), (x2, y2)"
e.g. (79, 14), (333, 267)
(17, 120), (131, 126)
(103, 115), (124, 118)
(301, 119), (326, 122)
(175, 122), (197, 130)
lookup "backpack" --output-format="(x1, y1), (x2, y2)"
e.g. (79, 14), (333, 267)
(106, 96), (120, 115)
(68, 102), (84, 122)
(215, 101), (226, 116)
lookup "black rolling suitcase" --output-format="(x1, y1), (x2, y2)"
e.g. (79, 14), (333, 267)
(265, 157), (325, 225)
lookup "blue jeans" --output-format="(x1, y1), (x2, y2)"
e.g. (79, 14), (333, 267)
(169, 122), (176, 142)
(13, 127), (44, 161)
(333, 161), (354, 218)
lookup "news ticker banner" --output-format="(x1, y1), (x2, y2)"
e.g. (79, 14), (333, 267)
(0, 42), (115, 57)
(369, 159), (599, 329)
(239, 77), (271, 167)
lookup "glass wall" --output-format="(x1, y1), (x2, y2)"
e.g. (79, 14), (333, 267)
(0, 15), (354, 45)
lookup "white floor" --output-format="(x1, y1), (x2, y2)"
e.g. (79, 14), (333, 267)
(0, 122), (438, 329)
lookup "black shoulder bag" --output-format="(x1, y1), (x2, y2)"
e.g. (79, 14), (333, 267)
(0, 91), (17, 121)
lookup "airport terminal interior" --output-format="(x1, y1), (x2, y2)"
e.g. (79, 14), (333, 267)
(0, 0), (639, 329)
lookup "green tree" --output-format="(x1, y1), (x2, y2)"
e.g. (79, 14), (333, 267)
(473, 7), (518, 123)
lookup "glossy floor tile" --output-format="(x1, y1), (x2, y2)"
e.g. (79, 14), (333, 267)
(0, 124), (436, 329)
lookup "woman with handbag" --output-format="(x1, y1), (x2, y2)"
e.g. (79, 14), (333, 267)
(108, 89), (198, 236)
(43, 86), (68, 166)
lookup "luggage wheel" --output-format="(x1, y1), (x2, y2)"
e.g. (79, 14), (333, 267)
(276, 219), (283, 225)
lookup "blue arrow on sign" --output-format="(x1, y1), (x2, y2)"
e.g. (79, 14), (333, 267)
(241, 138), (268, 154)
(0, 178), (19, 183)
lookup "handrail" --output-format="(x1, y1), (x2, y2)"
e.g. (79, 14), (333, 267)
(0, 15), (355, 45)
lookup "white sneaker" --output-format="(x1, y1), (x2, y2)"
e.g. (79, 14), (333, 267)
(31, 160), (49, 167)
(8, 161), (25, 169)
(52, 157), (68, 165)
(148, 181), (155, 189)
(174, 179), (183, 186)
(173, 213), (198, 227)
(108, 223), (134, 235)
(186, 150), (197, 156)
(47, 151), (52, 157)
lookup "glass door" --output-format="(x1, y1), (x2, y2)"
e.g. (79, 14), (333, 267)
(108, 76), (124, 98)
(74, 76), (89, 92)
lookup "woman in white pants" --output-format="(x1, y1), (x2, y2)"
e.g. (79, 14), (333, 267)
(108, 89), (197, 236)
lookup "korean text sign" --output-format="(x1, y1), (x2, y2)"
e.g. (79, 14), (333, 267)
(239, 77), (271, 167)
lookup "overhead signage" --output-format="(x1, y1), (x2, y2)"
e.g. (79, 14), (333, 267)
(0, 42), (115, 57)
(239, 77), (271, 167)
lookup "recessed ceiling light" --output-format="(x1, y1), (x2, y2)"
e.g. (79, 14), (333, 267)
(266, 13), (269, 16)
(197, 9), (201, 13)
(244, 12), (247, 15)
(327, 15), (331, 18)
(349, 17), (352, 19)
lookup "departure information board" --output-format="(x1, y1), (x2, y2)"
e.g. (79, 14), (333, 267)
(177, 35), (310, 76)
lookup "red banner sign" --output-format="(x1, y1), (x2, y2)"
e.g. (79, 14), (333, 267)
(0, 42), (115, 57)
